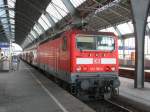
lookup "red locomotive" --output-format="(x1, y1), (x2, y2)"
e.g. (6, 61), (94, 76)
(22, 29), (120, 98)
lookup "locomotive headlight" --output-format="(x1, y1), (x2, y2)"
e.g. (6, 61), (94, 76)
(111, 67), (115, 71)
(76, 66), (81, 72)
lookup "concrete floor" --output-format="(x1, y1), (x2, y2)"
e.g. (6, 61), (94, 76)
(0, 61), (94, 112)
(1, 60), (149, 112)
(119, 77), (150, 111)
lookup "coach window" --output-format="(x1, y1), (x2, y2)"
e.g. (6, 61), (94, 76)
(62, 36), (67, 50)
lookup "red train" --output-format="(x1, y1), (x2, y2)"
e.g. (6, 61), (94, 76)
(22, 29), (120, 98)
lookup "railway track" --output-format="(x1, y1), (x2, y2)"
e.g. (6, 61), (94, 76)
(43, 70), (134, 112)
(38, 67), (137, 112)
(104, 99), (132, 112)
(84, 99), (132, 112)
(28, 63), (142, 112)
(44, 68), (147, 112)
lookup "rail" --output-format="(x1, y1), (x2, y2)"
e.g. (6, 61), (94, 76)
(104, 99), (132, 112)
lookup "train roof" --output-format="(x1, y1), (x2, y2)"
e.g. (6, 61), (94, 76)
(39, 29), (117, 45)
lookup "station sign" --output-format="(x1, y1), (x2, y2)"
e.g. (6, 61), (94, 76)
(0, 42), (10, 48)
(119, 46), (135, 50)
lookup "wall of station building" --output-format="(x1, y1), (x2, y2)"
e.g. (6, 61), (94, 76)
(99, 16), (150, 68)
(118, 36), (150, 68)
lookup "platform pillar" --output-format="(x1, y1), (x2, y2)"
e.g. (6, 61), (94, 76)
(130, 0), (150, 88)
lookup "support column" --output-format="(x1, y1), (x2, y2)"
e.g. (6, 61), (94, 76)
(114, 26), (125, 59)
(131, 0), (150, 88)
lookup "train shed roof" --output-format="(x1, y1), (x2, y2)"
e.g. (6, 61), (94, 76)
(0, 0), (147, 48)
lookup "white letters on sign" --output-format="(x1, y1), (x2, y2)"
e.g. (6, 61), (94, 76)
(76, 58), (93, 64)
(93, 59), (101, 64)
(101, 58), (116, 64)
(76, 58), (116, 64)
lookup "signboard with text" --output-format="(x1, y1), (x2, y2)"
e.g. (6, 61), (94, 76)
(0, 42), (10, 48)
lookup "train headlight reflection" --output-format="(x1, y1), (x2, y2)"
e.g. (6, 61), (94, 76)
(111, 67), (115, 71)
(76, 66), (81, 72)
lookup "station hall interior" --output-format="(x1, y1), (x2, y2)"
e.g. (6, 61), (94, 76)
(0, 0), (150, 112)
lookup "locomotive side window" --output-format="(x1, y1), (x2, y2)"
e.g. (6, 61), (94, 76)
(76, 34), (115, 51)
(62, 36), (67, 50)
(76, 37), (95, 50)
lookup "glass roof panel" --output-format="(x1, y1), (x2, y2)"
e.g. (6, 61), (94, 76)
(0, 0), (4, 6)
(148, 23), (150, 29)
(10, 19), (15, 24)
(28, 35), (34, 41)
(46, 3), (62, 22)
(51, 0), (69, 17)
(70, 0), (86, 8)
(33, 29), (39, 37)
(11, 25), (15, 28)
(3, 24), (9, 28)
(1, 19), (8, 24)
(7, 0), (15, 8)
(36, 24), (43, 34)
(11, 0), (16, 3)
(147, 16), (150, 22)
(33, 24), (42, 35)
(41, 14), (51, 27)
(38, 15), (49, 30)
(127, 21), (134, 32)
(11, 29), (14, 32)
(0, 0), (10, 38)
(0, 10), (6, 17)
(9, 10), (15, 18)
(99, 29), (107, 32)
(11, 29), (15, 32)
(28, 34), (34, 41)
(30, 30), (37, 39)
(106, 27), (118, 35)
(117, 23), (133, 35)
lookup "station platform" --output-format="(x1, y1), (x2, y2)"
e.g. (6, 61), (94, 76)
(118, 77), (150, 112)
(0, 61), (94, 112)
(119, 67), (150, 82)
(119, 67), (150, 72)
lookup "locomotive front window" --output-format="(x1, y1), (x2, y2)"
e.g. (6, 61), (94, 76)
(76, 34), (115, 51)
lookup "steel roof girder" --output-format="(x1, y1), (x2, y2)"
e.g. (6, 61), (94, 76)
(61, 0), (75, 14)
(44, 12), (55, 27)
(0, 6), (14, 10)
(93, 15), (121, 35)
(35, 22), (45, 32)
(32, 28), (39, 37)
